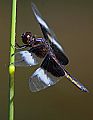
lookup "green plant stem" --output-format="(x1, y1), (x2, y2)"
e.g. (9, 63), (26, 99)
(8, 0), (17, 120)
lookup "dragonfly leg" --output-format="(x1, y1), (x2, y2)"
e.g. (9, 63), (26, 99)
(15, 42), (28, 50)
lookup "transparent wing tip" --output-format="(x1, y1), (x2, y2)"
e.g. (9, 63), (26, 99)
(31, 2), (36, 8)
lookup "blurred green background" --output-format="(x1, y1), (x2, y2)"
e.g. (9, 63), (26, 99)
(1, 0), (93, 120)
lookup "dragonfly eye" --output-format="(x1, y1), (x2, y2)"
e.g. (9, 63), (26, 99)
(21, 32), (32, 44)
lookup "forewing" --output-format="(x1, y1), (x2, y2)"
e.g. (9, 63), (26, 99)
(29, 53), (65, 92)
(32, 3), (69, 65)
(31, 3), (63, 50)
(13, 50), (41, 66)
(32, 3), (50, 40)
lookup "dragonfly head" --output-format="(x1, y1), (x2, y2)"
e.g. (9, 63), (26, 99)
(21, 32), (36, 45)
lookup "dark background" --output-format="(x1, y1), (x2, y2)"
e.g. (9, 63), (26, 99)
(1, 0), (93, 120)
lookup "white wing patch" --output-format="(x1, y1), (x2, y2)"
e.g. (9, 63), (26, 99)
(48, 34), (63, 51)
(20, 51), (37, 66)
(35, 14), (49, 30)
(32, 3), (49, 30)
(32, 3), (64, 52)
(14, 50), (40, 66)
(32, 68), (53, 85)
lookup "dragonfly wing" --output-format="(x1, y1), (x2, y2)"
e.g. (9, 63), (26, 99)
(13, 50), (41, 66)
(29, 53), (65, 92)
(32, 3), (50, 39)
(29, 67), (59, 92)
(31, 3), (63, 50)
(32, 3), (69, 65)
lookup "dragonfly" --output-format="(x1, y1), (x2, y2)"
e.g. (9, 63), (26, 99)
(13, 3), (88, 92)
